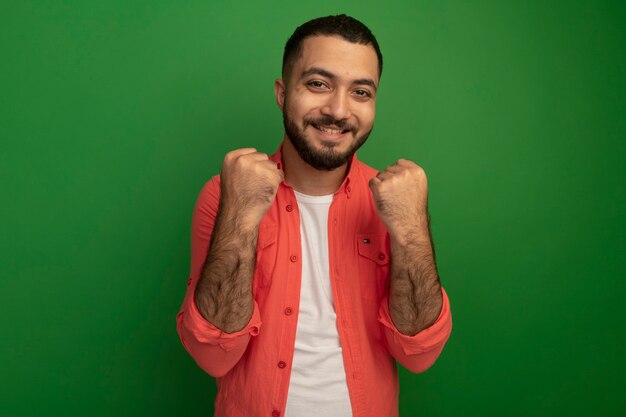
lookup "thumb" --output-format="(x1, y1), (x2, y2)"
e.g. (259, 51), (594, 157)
(368, 176), (382, 191)
(368, 177), (382, 202)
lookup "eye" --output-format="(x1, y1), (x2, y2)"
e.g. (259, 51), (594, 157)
(354, 89), (372, 98)
(307, 80), (328, 89)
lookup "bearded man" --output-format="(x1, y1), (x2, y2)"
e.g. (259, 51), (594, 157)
(177, 14), (452, 417)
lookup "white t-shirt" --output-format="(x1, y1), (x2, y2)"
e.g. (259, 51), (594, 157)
(284, 191), (353, 417)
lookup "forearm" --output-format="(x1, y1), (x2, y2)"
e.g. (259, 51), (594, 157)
(194, 204), (257, 334)
(388, 215), (443, 336)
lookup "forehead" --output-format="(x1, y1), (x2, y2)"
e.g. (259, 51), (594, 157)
(294, 35), (379, 82)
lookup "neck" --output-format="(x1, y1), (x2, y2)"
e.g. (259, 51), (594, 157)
(281, 136), (349, 196)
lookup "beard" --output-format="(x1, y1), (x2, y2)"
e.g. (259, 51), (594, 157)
(282, 100), (373, 171)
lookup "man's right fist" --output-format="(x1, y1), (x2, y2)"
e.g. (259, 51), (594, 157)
(219, 148), (283, 229)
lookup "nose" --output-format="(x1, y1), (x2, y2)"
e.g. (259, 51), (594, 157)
(320, 90), (351, 121)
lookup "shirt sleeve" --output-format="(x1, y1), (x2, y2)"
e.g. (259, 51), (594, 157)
(377, 286), (452, 373)
(175, 175), (262, 378)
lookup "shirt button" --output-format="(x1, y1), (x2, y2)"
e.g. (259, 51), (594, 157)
(272, 411), (280, 417)
(285, 204), (293, 212)
(278, 361), (286, 369)
(290, 255), (298, 262)
(284, 307), (293, 315)
(378, 253), (386, 261)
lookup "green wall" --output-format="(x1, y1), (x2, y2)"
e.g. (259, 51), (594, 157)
(1, 1), (624, 416)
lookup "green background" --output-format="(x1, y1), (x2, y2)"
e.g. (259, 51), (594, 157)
(1, 1), (624, 416)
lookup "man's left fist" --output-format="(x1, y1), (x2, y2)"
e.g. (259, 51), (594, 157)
(369, 159), (430, 244)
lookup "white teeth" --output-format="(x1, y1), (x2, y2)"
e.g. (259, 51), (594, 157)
(318, 125), (344, 135)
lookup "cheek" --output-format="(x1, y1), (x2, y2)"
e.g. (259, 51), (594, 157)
(358, 106), (376, 129)
(286, 96), (318, 121)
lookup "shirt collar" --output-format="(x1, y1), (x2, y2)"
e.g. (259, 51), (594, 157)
(270, 141), (356, 198)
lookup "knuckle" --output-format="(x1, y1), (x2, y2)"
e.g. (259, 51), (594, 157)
(223, 151), (234, 163)
(411, 165), (424, 175)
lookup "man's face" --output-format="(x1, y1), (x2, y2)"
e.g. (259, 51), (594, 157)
(276, 35), (379, 171)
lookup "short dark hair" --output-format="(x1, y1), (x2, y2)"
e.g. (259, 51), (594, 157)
(282, 14), (383, 81)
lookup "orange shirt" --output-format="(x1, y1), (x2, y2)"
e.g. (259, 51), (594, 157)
(176, 145), (452, 417)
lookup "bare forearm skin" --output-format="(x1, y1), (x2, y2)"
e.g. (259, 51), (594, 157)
(194, 204), (257, 334)
(388, 212), (443, 336)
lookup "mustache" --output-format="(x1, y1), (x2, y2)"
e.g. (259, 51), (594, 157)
(305, 116), (356, 132)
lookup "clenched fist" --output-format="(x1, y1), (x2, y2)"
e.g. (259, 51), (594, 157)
(369, 159), (430, 245)
(220, 148), (283, 230)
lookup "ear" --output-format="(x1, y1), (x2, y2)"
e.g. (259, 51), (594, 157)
(274, 78), (286, 110)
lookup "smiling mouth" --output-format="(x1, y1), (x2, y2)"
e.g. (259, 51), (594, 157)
(311, 122), (350, 135)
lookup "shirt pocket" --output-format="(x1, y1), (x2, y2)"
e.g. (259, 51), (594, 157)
(256, 223), (278, 289)
(356, 233), (390, 301)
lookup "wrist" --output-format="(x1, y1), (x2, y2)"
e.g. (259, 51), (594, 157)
(217, 204), (260, 236)
(388, 221), (431, 247)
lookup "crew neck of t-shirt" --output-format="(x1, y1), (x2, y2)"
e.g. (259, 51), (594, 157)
(293, 190), (334, 205)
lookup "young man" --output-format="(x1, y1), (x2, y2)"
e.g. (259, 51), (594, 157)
(177, 14), (452, 417)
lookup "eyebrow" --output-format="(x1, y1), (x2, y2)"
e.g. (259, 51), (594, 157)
(300, 66), (378, 91)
